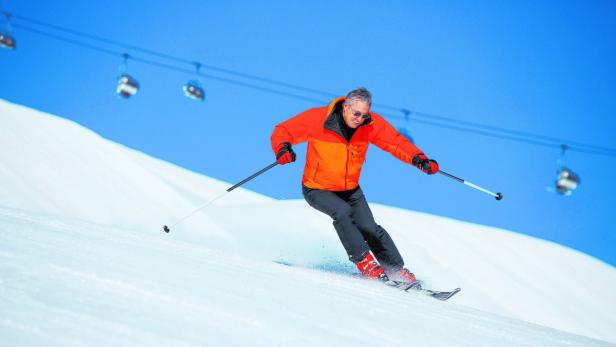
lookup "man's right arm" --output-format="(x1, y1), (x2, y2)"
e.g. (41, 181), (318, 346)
(270, 108), (318, 154)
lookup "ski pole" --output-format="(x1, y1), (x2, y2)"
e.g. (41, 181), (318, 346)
(163, 161), (279, 233)
(438, 170), (503, 200)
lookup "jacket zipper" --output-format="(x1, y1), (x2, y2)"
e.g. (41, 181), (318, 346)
(324, 119), (366, 191)
(345, 143), (350, 190)
(325, 129), (352, 190)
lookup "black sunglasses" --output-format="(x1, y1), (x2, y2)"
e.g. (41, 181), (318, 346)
(349, 109), (370, 119)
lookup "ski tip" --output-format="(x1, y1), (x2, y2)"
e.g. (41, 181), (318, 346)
(442, 288), (462, 300)
(426, 287), (462, 301)
(163, 225), (170, 233)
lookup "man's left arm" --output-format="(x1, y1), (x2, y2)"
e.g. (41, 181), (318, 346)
(369, 115), (439, 175)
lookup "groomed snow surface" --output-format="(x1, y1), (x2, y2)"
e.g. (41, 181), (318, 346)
(1, 99), (615, 346)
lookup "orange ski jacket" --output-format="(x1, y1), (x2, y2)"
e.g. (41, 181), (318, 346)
(271, 96), (424, 191)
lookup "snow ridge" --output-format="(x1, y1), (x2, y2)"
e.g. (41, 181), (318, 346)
(1, 99), (615, 346)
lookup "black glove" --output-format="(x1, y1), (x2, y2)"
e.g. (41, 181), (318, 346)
(276, 142), (296, 165)
(412, 153), (439, 175)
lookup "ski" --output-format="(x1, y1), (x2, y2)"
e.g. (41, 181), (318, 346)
(422, 287), (461, 301)
(273, 261), (461, 301)
(385, 280), (461, 301)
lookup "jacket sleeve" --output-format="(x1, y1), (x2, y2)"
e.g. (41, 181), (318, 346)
(270, 108), (318, 154)
(369, 114), (423, 164)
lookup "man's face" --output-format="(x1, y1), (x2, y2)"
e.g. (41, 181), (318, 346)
(342, 101), (370, 129)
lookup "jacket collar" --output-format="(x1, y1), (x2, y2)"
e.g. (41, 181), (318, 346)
(323, 96), (372, 136)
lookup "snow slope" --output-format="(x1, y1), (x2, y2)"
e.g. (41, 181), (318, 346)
(1, 99), (615, 346)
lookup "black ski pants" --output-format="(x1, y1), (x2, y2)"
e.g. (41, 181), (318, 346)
(302, 185), (404, 272)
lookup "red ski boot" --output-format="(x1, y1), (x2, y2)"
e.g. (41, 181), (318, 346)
(389, 267), (420, 288)
(356, 252), (388, 281)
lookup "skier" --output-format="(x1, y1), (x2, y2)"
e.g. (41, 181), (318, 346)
(270, 87), (439, 283)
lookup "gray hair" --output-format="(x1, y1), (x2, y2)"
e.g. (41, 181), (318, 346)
(345, 87), (372, 106)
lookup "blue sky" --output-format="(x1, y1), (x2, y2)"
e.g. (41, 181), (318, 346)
(1, 1), (615, 266)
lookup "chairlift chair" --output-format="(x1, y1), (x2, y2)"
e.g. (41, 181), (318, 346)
(397, 127), (415, 144)
(0, 32), (15, 49)
(183, 80), (205, 101)
(116, 74), (139, 98)
(555, 167), (580, 195)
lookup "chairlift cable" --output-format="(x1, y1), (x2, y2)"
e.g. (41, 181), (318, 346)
(8, 12), (340, 99)
(5, 12), (616, 158)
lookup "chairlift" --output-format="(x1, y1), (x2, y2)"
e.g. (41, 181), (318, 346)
(183, 62), (205, 101)
(397, 126), (415, 143)
(0, 32), (15, 49)
(183, 80), (205, 101)
(398, 109), (414, 143)
(116, 53), (139, 98)
(551, 144), (580, 196)
(555, 167), (580, 196)
(116, 74), (139, 98)
(1, 12), (15, 49)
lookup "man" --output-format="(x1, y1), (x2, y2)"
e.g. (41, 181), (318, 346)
(270, 87), (439, 283)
